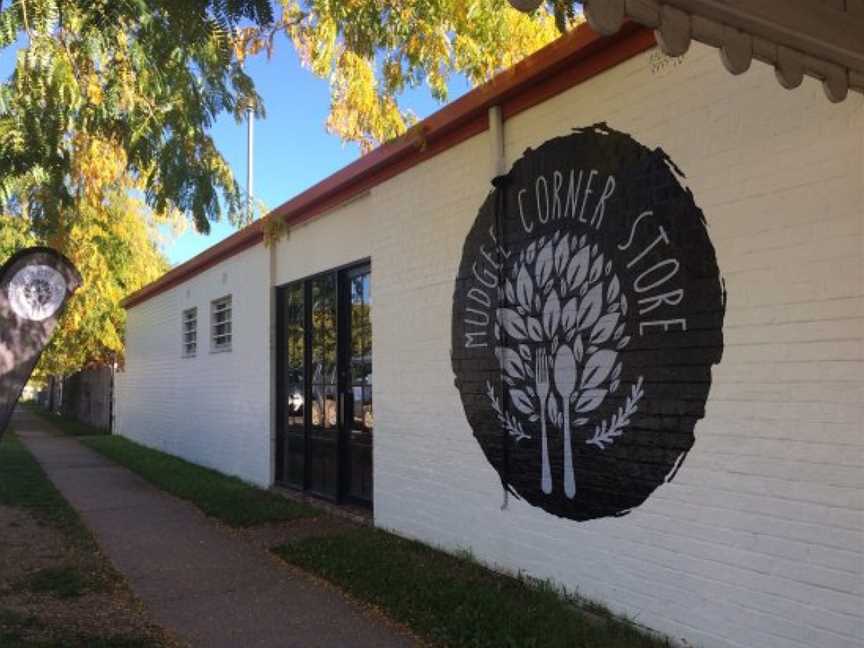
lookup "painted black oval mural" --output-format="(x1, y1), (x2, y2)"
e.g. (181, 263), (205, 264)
(451, 124), (725, 521)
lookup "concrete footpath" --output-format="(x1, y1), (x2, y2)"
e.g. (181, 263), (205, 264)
(12, 408), (415, 648)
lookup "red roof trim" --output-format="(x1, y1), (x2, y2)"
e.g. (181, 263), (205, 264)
(123, 22), (654, 309)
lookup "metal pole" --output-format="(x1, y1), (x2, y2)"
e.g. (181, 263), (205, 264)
(247, 107), (254, 220)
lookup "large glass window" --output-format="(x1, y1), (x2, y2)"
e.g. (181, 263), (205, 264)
(310, 274), (337, 430)
(280, 284), (305, 489)
(283, 284), (305, 428)
(346, 268), (373, 501)
(276, 264), (371, 504)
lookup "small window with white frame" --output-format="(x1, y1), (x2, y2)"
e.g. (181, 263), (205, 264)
(211, 295), (232, 352)
(182, 307), (197, 357)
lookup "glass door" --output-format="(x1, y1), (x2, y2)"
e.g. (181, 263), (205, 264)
(275, 262), (371, 505)
(341, 266), (373, 503)
(277, 282), (305, 489)
(307, 274), (339, 498)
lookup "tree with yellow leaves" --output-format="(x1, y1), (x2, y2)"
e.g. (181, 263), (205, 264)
(1, 0), (576, 376)
(240, 1), (578, 152)
(0, 1), (271, 376)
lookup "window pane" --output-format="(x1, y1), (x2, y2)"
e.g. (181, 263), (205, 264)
(284, 432), (304, 489)
(351, 359), (365, 383)
(182, 308), (197, 356)
(352, 387), (363, 429)
(211, 296), (232, 350)
(311, 275), (336, 387)
(310, 384), (323, 427)
(348, 442), (372, 501)
(323, 385), (337, 428)
(347, 270), (372, 504)
(286, 383), (304, 427)
(362, 386), (373, 432)
(283, 283), (305, 429)
(350, 271), (372, 432)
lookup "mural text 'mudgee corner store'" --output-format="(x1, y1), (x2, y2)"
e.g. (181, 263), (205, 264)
(452, 125), (726, 522)
(117, 25), (864, 648)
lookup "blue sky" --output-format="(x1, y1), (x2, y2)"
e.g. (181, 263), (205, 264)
(170, 32), (470, 265)
(0, 30), (469, 266)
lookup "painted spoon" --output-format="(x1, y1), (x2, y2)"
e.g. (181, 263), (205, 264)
(553, 345), (577, 499)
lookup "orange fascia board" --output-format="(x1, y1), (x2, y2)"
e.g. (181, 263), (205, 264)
(123, 22), (655, 309)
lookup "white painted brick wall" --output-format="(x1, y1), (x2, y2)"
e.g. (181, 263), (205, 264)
(272, 193), (373, 287)
(116, 244), (272, 486)
(117, 195), (376, 487)
(118, 41), (863, 648)
(370, 45), (863, 648)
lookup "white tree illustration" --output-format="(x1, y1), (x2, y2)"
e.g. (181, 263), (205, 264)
(488, 231), (643, 499)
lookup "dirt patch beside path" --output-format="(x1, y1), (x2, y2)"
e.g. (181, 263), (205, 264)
(0, 505), (181, 646)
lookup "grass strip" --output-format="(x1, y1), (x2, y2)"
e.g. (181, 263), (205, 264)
(21, 401), (109, 436)
(274, 527), (672, 648)
(81, 435), (318, 527)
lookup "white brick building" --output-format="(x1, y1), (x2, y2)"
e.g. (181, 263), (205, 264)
(117, 25), (864, 648)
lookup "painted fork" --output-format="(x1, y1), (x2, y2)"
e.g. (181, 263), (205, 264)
(535, 351), (553, 494)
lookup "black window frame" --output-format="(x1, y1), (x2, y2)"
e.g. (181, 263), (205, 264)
(275, 258), (371, 506)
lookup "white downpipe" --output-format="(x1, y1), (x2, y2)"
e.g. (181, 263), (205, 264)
(488, 104), (506, 178)
(488, 104), (510, 510)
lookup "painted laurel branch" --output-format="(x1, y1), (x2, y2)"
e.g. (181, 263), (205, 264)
(486, 380), (530, 442)
(585, 376), (644, 450)
(490, 230), (638, 449)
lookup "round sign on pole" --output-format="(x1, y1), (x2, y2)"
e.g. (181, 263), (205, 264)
(8, 265), (69, 322)
(452, 124), (725, 521)
(0, 247), (81, 440)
